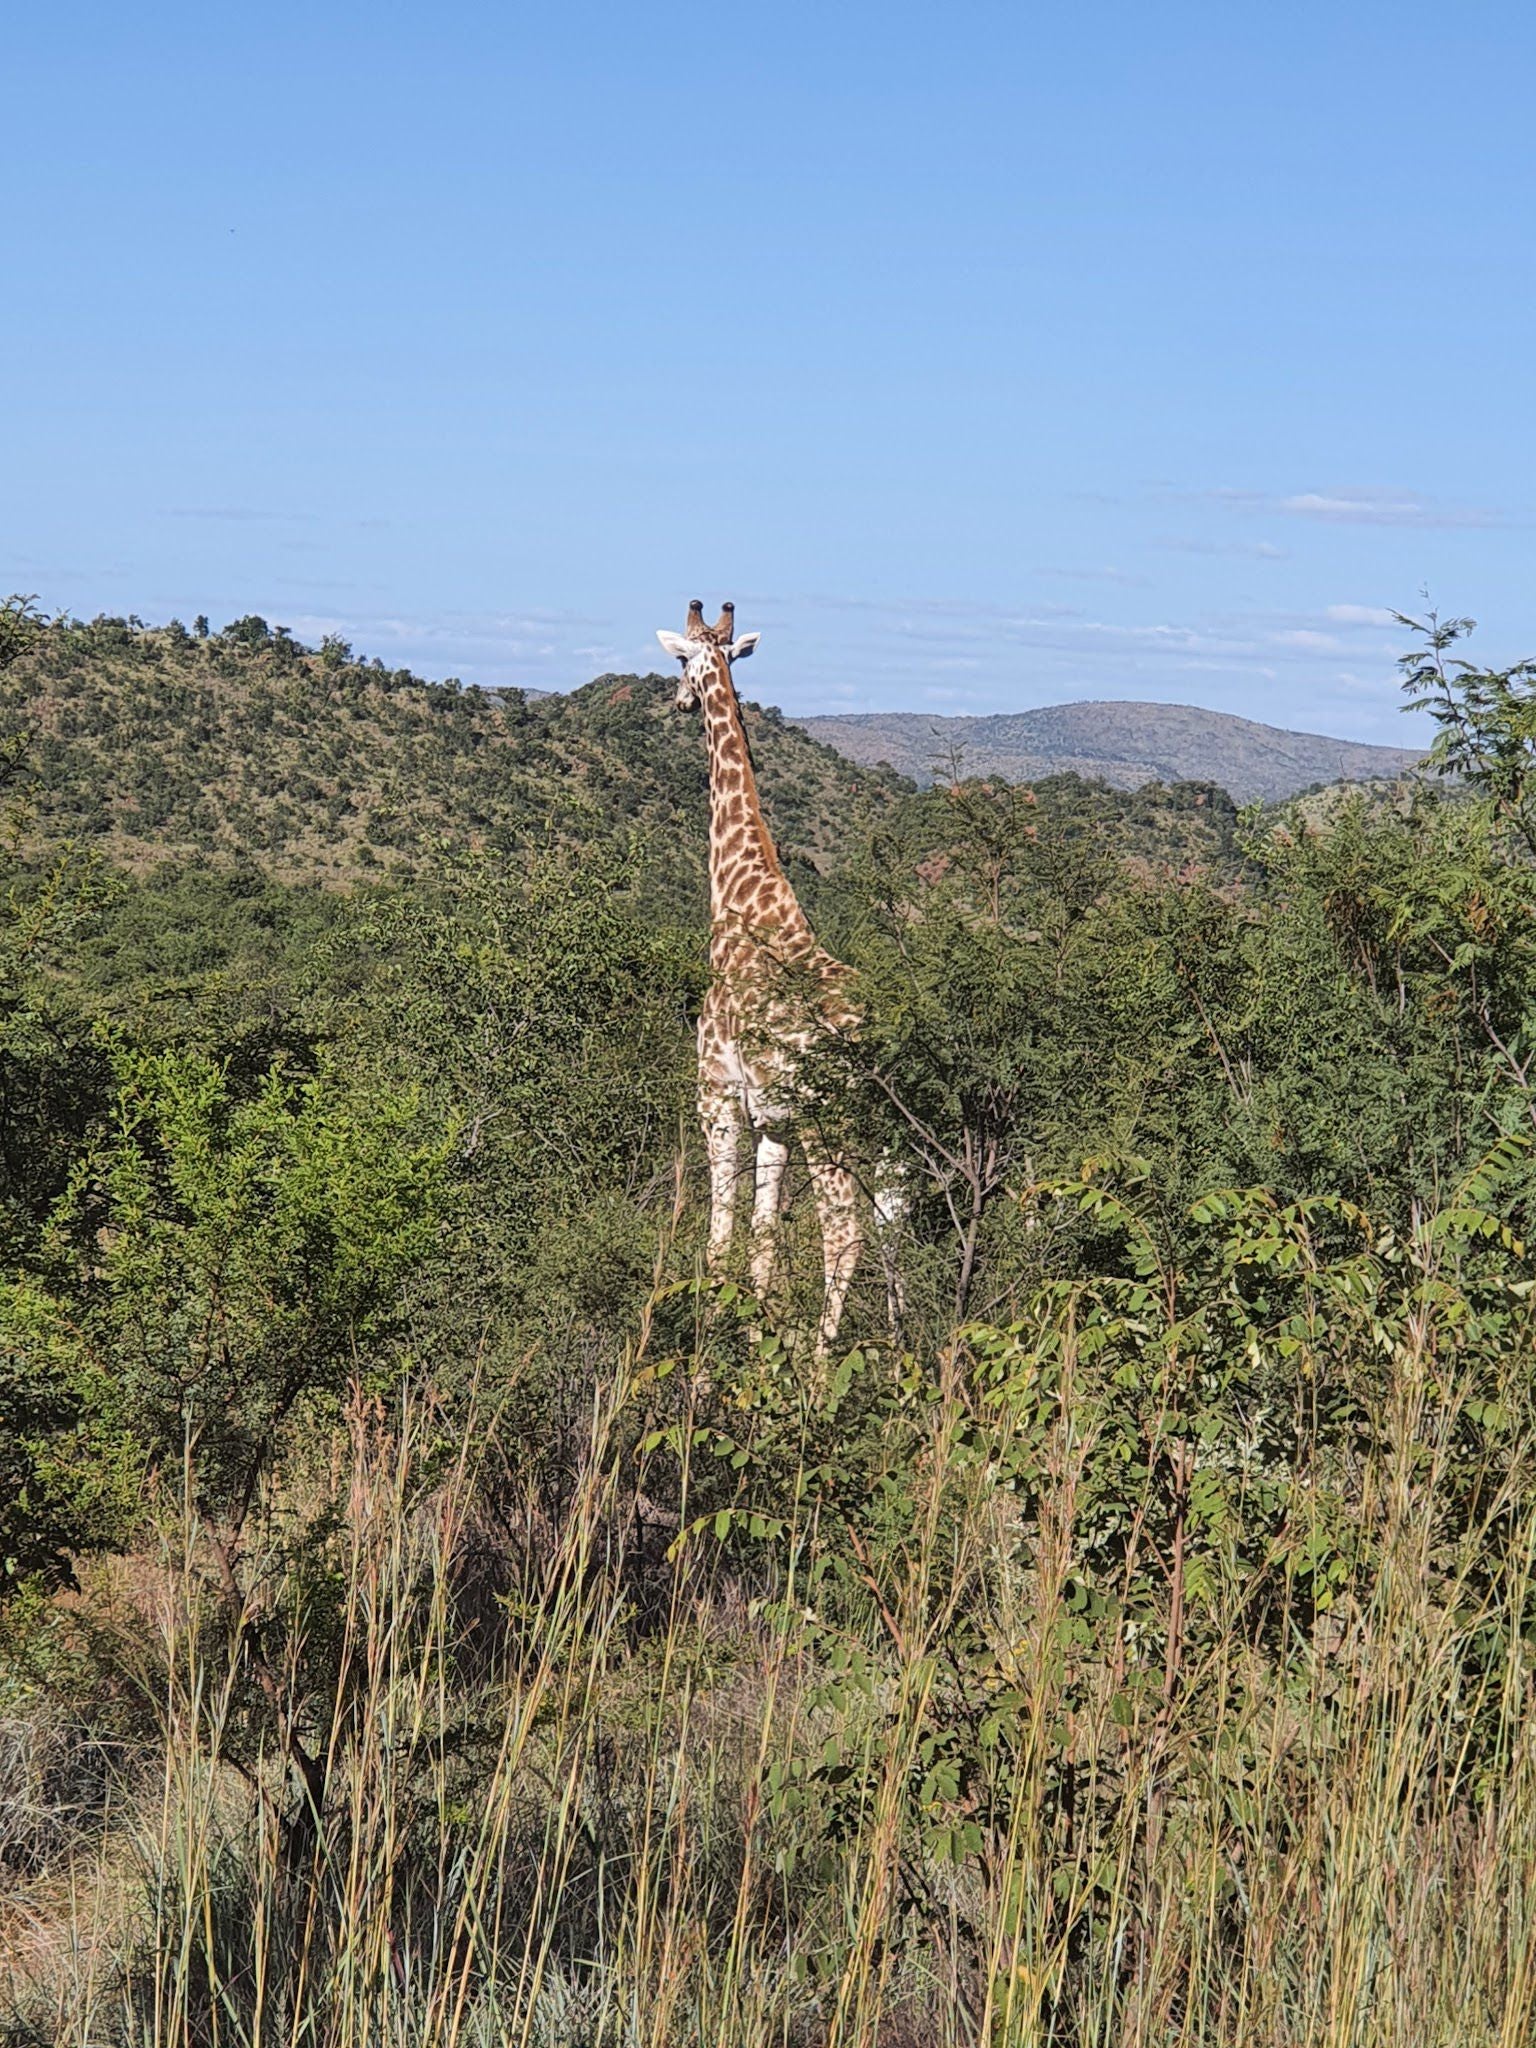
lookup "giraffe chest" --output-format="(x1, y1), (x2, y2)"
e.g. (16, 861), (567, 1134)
(697, 983), (803, 1126)
(697, 949), (856, 1130)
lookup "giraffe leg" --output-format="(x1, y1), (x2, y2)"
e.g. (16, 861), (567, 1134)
(805, 1147), (864, 1362)
(702, 1088), (744, 1273)
(872, 1162), (909, 1340)
(748, 1133), (790, 1298)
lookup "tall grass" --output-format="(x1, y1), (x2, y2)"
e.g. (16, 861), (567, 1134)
(5, 1247), (1536, 2048)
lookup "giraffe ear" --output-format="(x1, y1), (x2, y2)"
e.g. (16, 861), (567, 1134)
(727, 633), (760, 662)
(655, 630), (694, 660)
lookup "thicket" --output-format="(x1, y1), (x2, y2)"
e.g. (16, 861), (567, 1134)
(3, 599), (1536, 2045)
(0, 609), (904, 898)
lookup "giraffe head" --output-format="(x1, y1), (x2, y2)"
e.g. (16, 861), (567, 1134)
(656, 602), (760, 709)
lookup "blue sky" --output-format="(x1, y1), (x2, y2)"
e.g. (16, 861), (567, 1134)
(4, 1), (1532, 741)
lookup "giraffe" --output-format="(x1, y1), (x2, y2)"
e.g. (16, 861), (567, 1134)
(656, 602), (873, 1356)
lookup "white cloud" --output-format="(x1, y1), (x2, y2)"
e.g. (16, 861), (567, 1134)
(1279, 489), (1505, 529)
(277, 606), (622, 689)
(1325, 604), (1396, 626)
(1177, 484), (1514, 531)
(1272, 629), (1343, 652)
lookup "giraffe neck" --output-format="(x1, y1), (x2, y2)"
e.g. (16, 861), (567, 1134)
(697, 650), (809, 949)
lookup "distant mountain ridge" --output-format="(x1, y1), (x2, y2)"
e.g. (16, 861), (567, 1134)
(791, 700), (1425, 804)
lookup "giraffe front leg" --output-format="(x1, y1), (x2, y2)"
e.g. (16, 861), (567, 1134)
(701, 1088), (744, 1273)
(805, 1148), (864, 1363)
(749, 1133), (790, 1298)
(872, 1162), (910, 1341)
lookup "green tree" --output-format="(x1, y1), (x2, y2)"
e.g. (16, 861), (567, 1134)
(1398, 607), (1536, 851)
(0, 1044), (456, 1838)
(55, 1047), (453, 1527)
(327, 847), (699, 1347)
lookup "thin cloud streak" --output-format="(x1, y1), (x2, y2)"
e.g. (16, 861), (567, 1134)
(1326, 603), (1396, 626)
(1036, 565), (1150, 586)
(1279, 490), (1508, 529)
(1152, 536), (1289, 560)
(282, 607), (623, 689)
(1179, 484), (1517, 530)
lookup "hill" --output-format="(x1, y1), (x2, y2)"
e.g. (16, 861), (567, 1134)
(0, 613), (909, 898)
(791, 698), (1424, 802)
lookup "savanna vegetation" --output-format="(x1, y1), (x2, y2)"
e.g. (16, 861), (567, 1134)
(0, 608), (907, 896)
(3, 597), (1536, 2046)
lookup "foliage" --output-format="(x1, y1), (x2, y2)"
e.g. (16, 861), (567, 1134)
(0, 593), (44, 678)
(322, 847), (700, 1344)
(7, 599), (1536, 2041)
(794, 771), (1536, 1340)
(0, 612), (904, 895)
(1398, 606), (1536, 852)
(58, 1047), (453, 1516)
(0, 1044), (452, 1594)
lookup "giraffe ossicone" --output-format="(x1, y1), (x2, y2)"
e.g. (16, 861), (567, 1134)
(656, 601), (875, 1359)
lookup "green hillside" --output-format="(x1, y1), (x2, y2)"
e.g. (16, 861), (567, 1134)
(0, 612), (909, 898)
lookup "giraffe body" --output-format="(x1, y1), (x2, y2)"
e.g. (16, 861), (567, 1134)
(656, 614), (866, 1354)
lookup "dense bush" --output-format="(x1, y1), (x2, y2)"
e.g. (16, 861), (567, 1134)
(4, 600), (1536, 2043)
